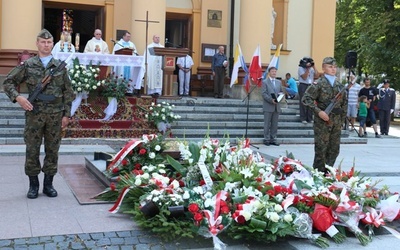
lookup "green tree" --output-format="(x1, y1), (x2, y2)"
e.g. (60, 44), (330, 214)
(335, 0), (400, 89)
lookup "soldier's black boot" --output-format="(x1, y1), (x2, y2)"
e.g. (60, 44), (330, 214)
(43, 174), (58, 197)
(27, 176), (39, 199)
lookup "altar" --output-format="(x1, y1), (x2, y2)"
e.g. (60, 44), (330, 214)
(53, 52), (145, 88)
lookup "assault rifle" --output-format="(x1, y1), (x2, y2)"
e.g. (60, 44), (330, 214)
(324, 76), (357, 115)
(28, 53), (75, 106)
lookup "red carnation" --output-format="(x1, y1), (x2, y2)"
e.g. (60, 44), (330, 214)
(199, 179), (206, 186)
(220, 205), (230, 214)
(112, 167), (119, 173)
(110, 182), (116, 191)
(178, 180), (185, 187)
(121, 159), (128, 166)
(134, 163), (142, 170)
(188, 203), (199, 213)
(193, 212), (203, 222)
(139, 148), (147, 155)
(283, 164), (293, 174)
(274, 185), (283, 193)
(267, 189), (275, 197)
(236, 215), (246, 224)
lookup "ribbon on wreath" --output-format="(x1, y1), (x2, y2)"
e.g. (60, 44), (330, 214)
(107, 139), (141, 170)
(109, 186), (132, 213)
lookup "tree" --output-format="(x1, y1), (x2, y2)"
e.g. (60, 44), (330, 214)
(335, 0), (400, 89)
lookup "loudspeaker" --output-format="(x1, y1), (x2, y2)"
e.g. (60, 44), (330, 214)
(345, 51), (357, 68)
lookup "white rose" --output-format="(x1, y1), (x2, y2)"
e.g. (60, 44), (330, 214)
(158, 169), (166, 174)
(269, 212), (280, 222)
(92, 86), (97, 90)
(155, 145), (161, 151)
(241, 211), (252, 221)
(274, 204), (283, 213)
(183, 191), (190, 199)
(142, 173), (150, 179)
(149, 152), (155, 159)
(283, 214), (293, 223)
(134, 178), (142, 186)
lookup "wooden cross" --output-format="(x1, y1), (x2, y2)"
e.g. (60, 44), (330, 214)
(135, 11), (159, 94)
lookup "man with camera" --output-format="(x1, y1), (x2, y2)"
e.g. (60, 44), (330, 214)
(298, 57), (319, 124)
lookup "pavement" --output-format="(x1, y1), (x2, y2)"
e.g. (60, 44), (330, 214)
(1, 125), (400, 249)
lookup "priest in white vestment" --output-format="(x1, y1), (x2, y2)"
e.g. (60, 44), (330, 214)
(84, 29), (110, 54)
(145, 35), (164, 96)
(112, 31), (139, 95)
(52, 31), (75, 55)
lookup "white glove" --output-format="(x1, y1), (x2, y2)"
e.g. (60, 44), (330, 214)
(391, 109), (394, 114)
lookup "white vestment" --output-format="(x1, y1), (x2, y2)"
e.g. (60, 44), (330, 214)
(84, 38), (110, 54)
(145, 42), (164, 95)
(52, 41), (75, 55)
(112, 39), (139, 92)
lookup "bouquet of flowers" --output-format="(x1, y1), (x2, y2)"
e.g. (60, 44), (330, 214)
(68, 58), (101, 94)
(145, 101), (181, 133)
(100, 72), (129, 101)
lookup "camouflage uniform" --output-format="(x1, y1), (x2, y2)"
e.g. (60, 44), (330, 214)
(3, 56), (74, 176)
(302, 76), (347, 172)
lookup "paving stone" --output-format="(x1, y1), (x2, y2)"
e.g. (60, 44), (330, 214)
(135, 244), (151, 250)
(104, 231), (118, 238)
(89, 233), (105, 240)
(44, 243), (57, 250)
(124, 237), (139, 245)
(116, 231), (132, 237)
(26, 237), (40, 244)
(110, 237), (125, 245)
(96, 237), (111, 246)
(0, 240), (12, 247)
(120, 246), (134, 250)
(52, 236), (65, 243)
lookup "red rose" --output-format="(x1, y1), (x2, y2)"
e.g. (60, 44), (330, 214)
(112, 167), (119, 173)
(199, 179), (206, 186)
(188, 203), (199, 213)
(274, 185), (283, 193)
(193, 212), (203, 222)
(178, 180), (185, 187)
(283, 164), (293, 174)
(139, 148), (147, 155)
(220, 205), (230, 214)
(255, 177), (262, 182)
(121, 159), (128, 166)
(110, 182), (116, 191)
(236, 215), (246, 224)
(134, 163), (142, 170)
(267, 189), (275, 197)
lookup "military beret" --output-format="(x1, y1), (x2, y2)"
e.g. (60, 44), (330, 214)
(37, 29), (53, 39)
(322, 57), (336, 65)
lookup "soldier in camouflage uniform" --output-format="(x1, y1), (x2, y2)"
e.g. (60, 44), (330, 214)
(3, 29), (74, 199)
(302, 57), (347, 173)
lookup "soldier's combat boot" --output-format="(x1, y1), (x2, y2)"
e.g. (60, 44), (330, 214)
(27, 176), (39, 199)
(43, 174), (58, 197)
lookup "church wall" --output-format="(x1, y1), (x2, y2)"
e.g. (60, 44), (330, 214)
(166, 0), (192, 9)
(113, 0), (132, 40)
(131, 0), (166, 55)
(311, 0), (336, 69)
(199, 0), (229, 67)
(1, 0), (42, 50)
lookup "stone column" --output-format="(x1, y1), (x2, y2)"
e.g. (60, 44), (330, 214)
(1, 0), (41, 50)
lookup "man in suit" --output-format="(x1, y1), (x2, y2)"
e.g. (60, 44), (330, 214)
(378, 79), (396, 135)
(261, 67), (284, 146)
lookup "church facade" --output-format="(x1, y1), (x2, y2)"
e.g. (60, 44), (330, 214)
(0, 0), (336, 81)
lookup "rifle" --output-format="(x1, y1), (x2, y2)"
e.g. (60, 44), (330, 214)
(324, 76), (356, 115)
(28, 53), (75, 106)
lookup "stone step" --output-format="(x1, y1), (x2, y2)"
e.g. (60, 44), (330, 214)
(174, 121), (313, 129)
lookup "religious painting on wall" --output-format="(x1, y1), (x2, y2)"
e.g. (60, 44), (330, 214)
(207, 10), (222, 28)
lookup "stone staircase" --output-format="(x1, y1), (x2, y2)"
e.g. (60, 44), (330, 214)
(0, 90), (367, 145)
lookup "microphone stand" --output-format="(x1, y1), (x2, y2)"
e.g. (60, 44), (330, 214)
(242, 79), (259, 149)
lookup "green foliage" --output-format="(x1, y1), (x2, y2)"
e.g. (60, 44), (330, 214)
(335, 0), (400, 88)
(100, 72), (129, 100)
